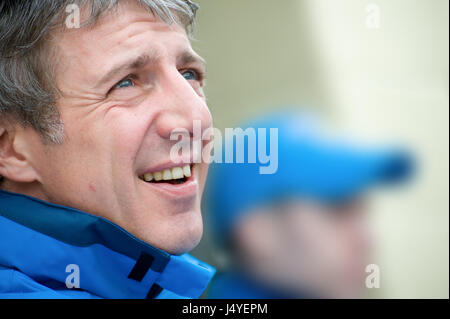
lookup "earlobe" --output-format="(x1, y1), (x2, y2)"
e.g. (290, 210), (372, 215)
(0, 125), (40, 184)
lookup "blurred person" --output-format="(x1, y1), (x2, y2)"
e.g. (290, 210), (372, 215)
(0, 0), (215, 299)
(205, 111), (413, 299)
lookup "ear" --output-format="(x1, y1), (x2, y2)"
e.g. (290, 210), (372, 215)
(0, 125), (41, 183)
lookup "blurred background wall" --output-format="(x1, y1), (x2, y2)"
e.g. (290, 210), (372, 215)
(190, 0), (449, 298)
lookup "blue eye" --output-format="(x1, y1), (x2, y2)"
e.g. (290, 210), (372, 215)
(115, 78), (134, 89)
(182, 70), (197, 81)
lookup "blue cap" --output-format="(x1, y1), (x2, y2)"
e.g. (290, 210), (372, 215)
(204, 111), (414, 245)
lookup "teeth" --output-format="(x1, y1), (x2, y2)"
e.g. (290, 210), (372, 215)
(172, 167), (184, 179)
(183, 165), (191, 177)
(142, 165), (192, 182)
(153, 171), (163, 181)
(162, 169), (172, 180)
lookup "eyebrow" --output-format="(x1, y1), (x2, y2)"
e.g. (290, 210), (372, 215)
(178, 51), (206, 69)
(95, 50), (206, 89)
(95, 53), (156, 89)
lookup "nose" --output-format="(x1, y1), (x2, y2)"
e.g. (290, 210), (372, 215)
(154, 70), (212, 140)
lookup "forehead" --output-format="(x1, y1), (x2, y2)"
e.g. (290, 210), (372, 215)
(53, 1), (191, 82)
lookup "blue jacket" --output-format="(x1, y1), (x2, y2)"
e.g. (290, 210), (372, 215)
(0, 190), (215, 299)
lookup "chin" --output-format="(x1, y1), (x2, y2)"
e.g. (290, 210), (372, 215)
(164, 218), (203, 255)
(133, 208), (204, 255)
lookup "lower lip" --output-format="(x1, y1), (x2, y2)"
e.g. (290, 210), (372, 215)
(140, 170), (198, 198)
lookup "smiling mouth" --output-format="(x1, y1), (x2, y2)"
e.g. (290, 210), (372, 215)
(139, 164), (192, 185)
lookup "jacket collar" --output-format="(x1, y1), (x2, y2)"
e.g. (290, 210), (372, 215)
(0, 190), (215, 299)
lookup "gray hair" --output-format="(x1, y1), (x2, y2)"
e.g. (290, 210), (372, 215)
(0, 0), (198, 185)
(0, 0), (198, 141)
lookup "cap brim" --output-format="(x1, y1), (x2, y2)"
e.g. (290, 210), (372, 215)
(283, 144), (415, 201)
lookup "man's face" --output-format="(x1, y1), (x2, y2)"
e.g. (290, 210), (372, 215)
(234, 198), (372, 298)
(26, 1), (212, 254)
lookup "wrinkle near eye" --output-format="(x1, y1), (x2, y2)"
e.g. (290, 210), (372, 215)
(59, 87), (108, 103)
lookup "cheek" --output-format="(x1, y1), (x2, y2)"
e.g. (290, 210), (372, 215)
(287, 215), (342, 266)
(107, 110), (149, 162)
(197, 162), (210, 192)
(55, 108), (143, 191)
(39, 139), (112, 213)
